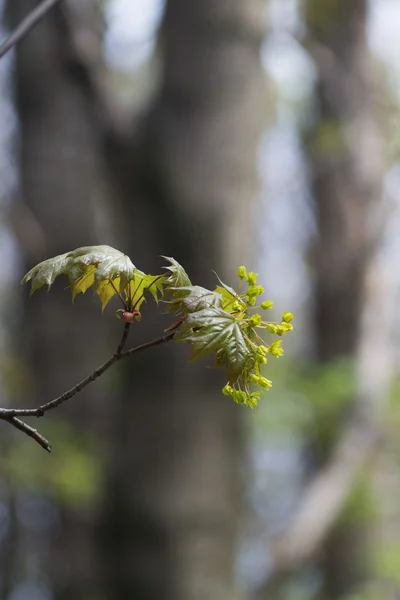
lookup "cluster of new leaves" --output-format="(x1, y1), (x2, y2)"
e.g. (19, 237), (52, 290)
(164, 262), (293, 407)
(22, 246), (293, 408)
(21, 245), (166, 316)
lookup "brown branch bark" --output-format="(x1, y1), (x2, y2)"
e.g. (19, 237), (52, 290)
(0, 0), (62, 59)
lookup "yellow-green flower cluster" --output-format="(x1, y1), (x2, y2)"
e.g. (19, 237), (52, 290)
(222, 384), (261, 409)
(221, 266), (294, 408)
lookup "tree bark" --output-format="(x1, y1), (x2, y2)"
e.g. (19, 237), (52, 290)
(6, 1), (117, 597)
(7, 0), (267, 599)
(98, 1), (266, 599)
(304, 0), (385, 597)
(304, 0), (383, 361)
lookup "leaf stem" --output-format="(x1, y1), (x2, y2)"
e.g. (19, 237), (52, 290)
(110, 280), (128, 309)
(130, 273), (166, 312)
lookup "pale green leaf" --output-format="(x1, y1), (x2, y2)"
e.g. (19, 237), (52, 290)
(127, 272), (147, 312)
(93, 248), (136, 292)
(21, 252), (71, 295)
(126, 272), (167, 312)
(141, 274), (167, 304)
(21, 245), (137, 308)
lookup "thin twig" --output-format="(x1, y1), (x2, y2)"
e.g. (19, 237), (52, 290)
(121, 332), (176, 358)
(0, 329), (176, 451)
(0, 0), (63, 60)
(7, 417), (51, 453)
(116, 322), (131, 356)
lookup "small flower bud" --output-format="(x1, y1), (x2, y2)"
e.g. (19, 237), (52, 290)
(233, 390), (247, 405)
(222, 384), (235, 397)
(279, 322), (293, 333)
(232, 301), (243, 312)
(246, 272), (258, 286)
(256, 345), (269, 358)
(258, 376), (272, 389)
(246, 295), (257, 306)
(248, 313), (262, 327)
(261, 300), (274, 310)
(237, 266), (247, 279)
(247, 285), (264, 298)
(270, 339), (284, 358)
(282, 311), (294, 323)
(247, 392), (260, 408)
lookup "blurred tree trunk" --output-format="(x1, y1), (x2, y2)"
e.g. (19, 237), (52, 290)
(7, 0), (267, 599)
(303, 0), (385, 597)
(98, 1), (266, 599)
(6, 1), (117, 597)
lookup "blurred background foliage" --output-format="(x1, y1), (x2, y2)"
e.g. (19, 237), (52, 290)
(0, 0), (398, 599)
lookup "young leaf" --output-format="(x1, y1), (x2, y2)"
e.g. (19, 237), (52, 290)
(163, 257), (191, 288)
(21, 251), (72, 295)
(70, 265), (97, 301)
(96, 277), (121, 311)
(141, 274), (167, 304)
(126, 272), (167, 312)
(22, 245), (136, 304)
(93, 249), (136, 292)
(214, 285), (246, 313)
(175, 307), (253, 383)
(167, 285), (223, 315)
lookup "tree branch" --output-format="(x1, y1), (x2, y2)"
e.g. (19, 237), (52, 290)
(6, 416), (51, 453)
(0, 0), (63, 60)
(0, 328), (176, 451)
(121, 332), (176, 359)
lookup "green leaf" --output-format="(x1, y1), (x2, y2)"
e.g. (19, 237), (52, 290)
(214, 285), (246, 313)
(167, 285), (223, 315)
(21, 245), (137, 309)
(96, 277), (121, 311)
(175, 307), (253, 383)
(212, 271), (246, 313)
(163, 257), (191, 288)
(162, 257), (194, 313)
(21, 251), (71, 295)
(71, 265), (97, 300)
(141, 274), (167, 304)
(92, 247), (136, 292)
(127, 272), (167, 312)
